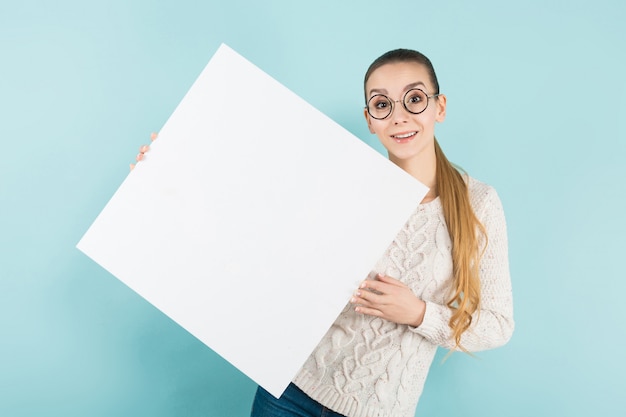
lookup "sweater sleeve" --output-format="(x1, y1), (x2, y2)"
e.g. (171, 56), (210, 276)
(411, 185), (514, 351)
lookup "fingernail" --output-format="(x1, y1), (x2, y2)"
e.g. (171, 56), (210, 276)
(136, 153), (144, 162)
(130, 163), (135, 171)
(350, 297), (356, 303)
(150, 132), (158, 141)
(360, 282), (366, 289)
(139, 145), (150, 153)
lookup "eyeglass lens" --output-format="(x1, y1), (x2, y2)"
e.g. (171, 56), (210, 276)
(367, 88), (430, 119)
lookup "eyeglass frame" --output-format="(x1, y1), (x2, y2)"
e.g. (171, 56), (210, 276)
(365, 88), (441, 120)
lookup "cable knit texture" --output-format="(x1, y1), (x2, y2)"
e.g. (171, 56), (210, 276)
(293, 177), (514, 417)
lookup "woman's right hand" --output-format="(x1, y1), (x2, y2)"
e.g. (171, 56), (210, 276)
(130, 132), (158, 171)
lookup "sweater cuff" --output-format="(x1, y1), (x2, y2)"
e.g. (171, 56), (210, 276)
(410, 301), (446, 338)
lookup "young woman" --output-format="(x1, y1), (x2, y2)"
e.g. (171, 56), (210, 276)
(135, 48), (514, 417)
(248, 49), (514, 417)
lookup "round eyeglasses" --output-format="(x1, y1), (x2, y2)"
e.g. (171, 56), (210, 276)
(366, 88), (441, 120)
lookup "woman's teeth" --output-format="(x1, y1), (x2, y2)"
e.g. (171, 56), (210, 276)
(392, 132), (417, 139)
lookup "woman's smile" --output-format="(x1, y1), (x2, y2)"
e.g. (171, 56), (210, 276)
(390, 130), (418, 143)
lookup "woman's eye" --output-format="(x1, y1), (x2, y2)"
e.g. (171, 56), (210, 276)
(374, 100), (388, 109)
(407, 94), (423, 103)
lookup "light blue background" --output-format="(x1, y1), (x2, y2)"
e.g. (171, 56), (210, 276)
(1, 1), (625, 416)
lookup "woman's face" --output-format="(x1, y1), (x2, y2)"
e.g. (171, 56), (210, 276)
(364, 62), (446, 165)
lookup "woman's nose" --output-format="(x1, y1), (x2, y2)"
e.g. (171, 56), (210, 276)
(390, 101), (409, 123)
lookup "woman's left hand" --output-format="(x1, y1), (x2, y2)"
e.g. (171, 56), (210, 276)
(129, 132), (158, 171)
(351, 273), (426, 327)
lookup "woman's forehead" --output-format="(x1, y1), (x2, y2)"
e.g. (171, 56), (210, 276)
(366, 62), (432, 93)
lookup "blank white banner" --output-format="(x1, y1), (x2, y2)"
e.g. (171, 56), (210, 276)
(77, 44), (428, 398)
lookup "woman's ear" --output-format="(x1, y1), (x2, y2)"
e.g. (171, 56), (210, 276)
(435, 94), (447, 123)
(364, 108), (376, 133)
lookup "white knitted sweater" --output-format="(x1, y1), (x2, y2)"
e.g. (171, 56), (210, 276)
(293, 177), (514, 417)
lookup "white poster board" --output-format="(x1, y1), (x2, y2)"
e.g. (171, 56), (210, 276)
(77, 44), (428, 398)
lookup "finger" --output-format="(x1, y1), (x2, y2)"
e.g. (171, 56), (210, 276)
(351, 290), (369, 306)
(355, 289), (374, 302)
(375, 273), (404, 286)
(130, 132), (157, 172)
(359, 279), (390, 294)
(351, 289), (384, 308)
(354, 305), (384, 318)
(134, 142), (151, 166)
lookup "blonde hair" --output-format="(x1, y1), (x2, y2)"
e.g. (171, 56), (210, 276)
(364, 49), (486, 350)
(434, 139), (486, 350)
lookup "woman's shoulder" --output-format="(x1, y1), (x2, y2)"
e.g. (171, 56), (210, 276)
(464, 175), (504, 216)
(465, 175), (495, 196)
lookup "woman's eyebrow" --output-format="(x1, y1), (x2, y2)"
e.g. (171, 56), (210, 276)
(405, 81), (426, 90)
(368, 81), (427, 97)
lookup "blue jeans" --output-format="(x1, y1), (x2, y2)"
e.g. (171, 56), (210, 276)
(250, 383), (347, 417)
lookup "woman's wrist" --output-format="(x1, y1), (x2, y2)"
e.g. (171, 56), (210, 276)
(411, 299), (427, 327)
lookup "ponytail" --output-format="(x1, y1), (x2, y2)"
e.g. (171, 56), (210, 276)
(435, 139), (486, 350)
